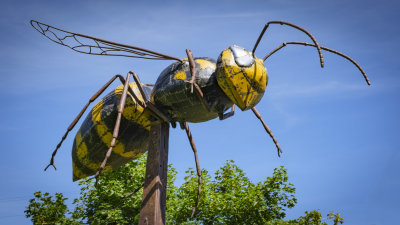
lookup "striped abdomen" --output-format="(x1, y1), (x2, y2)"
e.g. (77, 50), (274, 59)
(72, 83), (155, 181)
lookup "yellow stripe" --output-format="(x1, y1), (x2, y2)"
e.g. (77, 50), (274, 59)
(196, 58), (216, 70)
(75, 130), (112, 172)
(72, 162), (88, 181)
(115, 83), (152, 131)
(91, 99), (135, 158)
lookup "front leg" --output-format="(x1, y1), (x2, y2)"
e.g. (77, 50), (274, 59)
(186, 49), (211, 112)
(251, 107), (283, 157)
(181, 122), (202, 219)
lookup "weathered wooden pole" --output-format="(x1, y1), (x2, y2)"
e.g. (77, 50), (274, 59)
(138, 122), (170, 225)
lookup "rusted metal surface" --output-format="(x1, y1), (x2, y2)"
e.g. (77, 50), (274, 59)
(263, 41), (371, 85)
(93, 73), (132, 184)
(72, 77), (154, 181)
(44, 74), (141, 171)
(146, 102), (171, 123)
(139, 122), (169, 225)
(30, 20), (183, 62)
(252, 20), (324, 68)
(186, 49), (211, 112)
(186, 49), (197, 92)
(251, 107), (283, 157)
(130, 71), (149, 107)
(122, 182), (144, 199)
(182, 122), (202, 219)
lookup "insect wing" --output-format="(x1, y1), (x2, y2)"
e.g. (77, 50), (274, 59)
(30, 20), (181, 61)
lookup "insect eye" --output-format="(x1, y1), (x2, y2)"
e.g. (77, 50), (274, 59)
(229, 45), (255, 67)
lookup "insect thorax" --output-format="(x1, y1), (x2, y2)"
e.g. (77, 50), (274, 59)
(151, 57), (233, 123)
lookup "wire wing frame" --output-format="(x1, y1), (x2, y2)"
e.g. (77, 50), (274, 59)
(30, 20), (182, 62)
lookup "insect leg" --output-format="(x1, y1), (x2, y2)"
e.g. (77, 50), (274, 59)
(264, 42), (371, 85)
(44, 74), (130, 171)
(129, 71), (171, 122)
(186, 49), (211, 112)
(219, 105), (236, 120)
(181, 122), (202, 219)
(122, 182), (145, 199)
(92, 72), (132, 184)
(252, 21), (324, 68)
(251, 107), (283, 157)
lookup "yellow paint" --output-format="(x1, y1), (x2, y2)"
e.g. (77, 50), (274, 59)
(196, 58), (216, 70)
(105, 82), (153, 156)
(114, 83), (144, 101)
(75, 131), (109, 172)
(122, 104), (152, 131)
(216, 48), (267, 110)
(114, 83), (153, 131)
(174, 59), (215, 80)
(91, 99), (135, 158)
(73, 131), (113, 181)
(72, 82), (156, 180)
(134, 112), (152, 130)
(72, 162), (88, 181)
(174, 71), (186, 80)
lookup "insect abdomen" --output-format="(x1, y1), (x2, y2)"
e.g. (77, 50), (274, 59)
(72, 83), (154, 181)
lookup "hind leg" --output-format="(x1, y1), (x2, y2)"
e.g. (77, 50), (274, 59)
(45, 74), (133, 171)
(181, 122), (202, 218)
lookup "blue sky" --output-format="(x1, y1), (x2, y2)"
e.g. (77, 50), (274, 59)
(0, 0), (399, 224)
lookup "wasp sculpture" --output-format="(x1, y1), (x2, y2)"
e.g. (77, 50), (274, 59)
(31, 20), (370, 217)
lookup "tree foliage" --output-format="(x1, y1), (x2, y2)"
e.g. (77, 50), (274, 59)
(25, 155), (343, 224)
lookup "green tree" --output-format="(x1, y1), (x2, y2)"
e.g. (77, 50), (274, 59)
(25, 155), (343, 224)
(24, 192), (78, 225)
(169, 163), (297, 224)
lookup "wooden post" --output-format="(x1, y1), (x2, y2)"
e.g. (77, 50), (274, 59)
(138, 122), (169, 225)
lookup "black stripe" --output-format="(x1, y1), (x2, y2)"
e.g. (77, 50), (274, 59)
(71, 132), (96, 180)
(72, 89), (152, 179)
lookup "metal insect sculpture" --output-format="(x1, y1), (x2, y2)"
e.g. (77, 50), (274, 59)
(31, 20), (370, 217)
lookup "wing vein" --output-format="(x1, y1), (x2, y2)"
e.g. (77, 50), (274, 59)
(30, 20), (182, 62)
